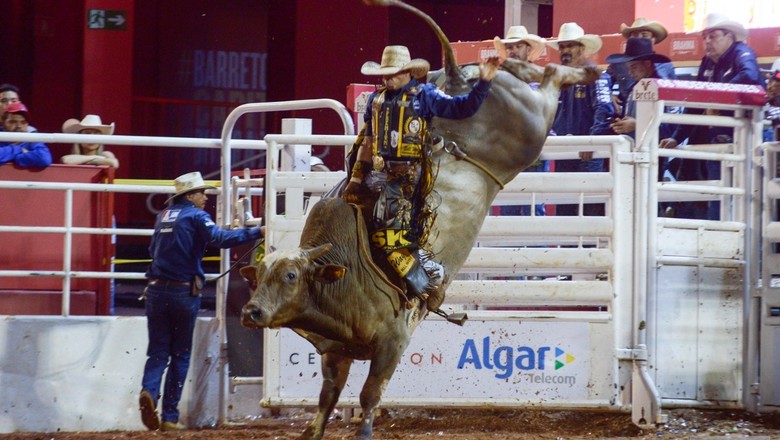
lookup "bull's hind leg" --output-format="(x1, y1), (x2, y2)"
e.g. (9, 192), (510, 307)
(300, 352), (352, 440)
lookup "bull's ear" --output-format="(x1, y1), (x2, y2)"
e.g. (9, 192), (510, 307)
(239, 265), (258, 284)
(306, 243), (333, 261)
(313, 264), (346, 284)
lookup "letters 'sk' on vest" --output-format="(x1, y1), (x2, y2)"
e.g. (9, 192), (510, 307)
(371, 87), (428, 160)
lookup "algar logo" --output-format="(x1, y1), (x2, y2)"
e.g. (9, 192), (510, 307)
(457, 336), (576, 379)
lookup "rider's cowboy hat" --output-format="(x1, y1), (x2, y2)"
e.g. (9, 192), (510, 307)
(547, 22), (602, 55)
(605, 37), (671, 64)
(701, 13), (747, 42)
(166, 171), (216, 204)
(361, 45), (430, 79)
(501, 25), (546, 62)
(62, 114), (115, 135)
(620, 18), (668, 43)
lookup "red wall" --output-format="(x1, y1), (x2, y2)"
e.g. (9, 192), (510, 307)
(552, 0), (636, 36)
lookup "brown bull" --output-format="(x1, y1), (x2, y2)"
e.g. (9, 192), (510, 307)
(241, 1), (601, 439)
(241, 197), (415, 440)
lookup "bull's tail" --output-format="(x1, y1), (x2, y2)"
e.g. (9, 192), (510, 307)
(362, 0), (468, 95)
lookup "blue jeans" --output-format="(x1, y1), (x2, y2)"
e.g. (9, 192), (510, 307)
(141, 285), (201, 423)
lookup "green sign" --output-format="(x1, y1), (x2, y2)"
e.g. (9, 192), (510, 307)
(87, 9), (128, 31)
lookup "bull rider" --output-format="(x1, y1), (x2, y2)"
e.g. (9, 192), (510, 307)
(343, 45), (500, 312)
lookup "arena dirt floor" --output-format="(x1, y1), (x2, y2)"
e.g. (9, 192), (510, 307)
(3, 408), (780, 439)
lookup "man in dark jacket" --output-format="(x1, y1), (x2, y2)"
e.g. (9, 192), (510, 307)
(659, 13), (762, 219)
(547, 22), (614, 216)
(139, 171), (262, 431)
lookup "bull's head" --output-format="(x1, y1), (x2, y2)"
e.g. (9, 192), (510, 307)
(239, 243), (346, 329)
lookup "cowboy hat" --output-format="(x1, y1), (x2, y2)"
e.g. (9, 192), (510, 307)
(701, 13), (747, 42)
(4, 101), (30, 121)
(361, 45), (430, 78)
(606, 37), (671, 64)
(62, 114), (115, 135)
(166, 171), (216, 204)
(501, 25), (547, 61)
(620, 18), (668, 43)
(547, 22), (602, 55)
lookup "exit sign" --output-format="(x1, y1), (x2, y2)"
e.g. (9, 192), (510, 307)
(87, 9), (128, 31)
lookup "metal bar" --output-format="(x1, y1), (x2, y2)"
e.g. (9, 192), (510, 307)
(61, 190), (73, 318)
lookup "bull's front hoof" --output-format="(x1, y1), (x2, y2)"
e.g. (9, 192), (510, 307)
(298, 425), (323, 440)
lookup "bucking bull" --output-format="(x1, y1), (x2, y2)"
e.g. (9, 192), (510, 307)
(239, 1), (600, 439)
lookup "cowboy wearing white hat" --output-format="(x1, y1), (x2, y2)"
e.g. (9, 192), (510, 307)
(547, 22), (614, 218)
(501, 25), (546, 62)
(620, 18), (668, 43)
(610, 18), (676, 113)
(700, 13), (751, 64)
(60, 114), (119, 168)
(344, 44), (501, 312)
(140, 170), (261, 432)
(165, 171), (216, 204)
(658, 13), (761, 219)
(547, 22), (602, 61)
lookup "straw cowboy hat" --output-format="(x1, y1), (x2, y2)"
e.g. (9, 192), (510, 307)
(501, 25), (546, 61)
(606, 37), (671, 64)
(701, 13), (747, 42)
(166, 171), (216, 204)
(620, 18), (668, 43)
(62, 114), (115, 135)
(547, 22), (602, 55)
(361, 45), (430, 78)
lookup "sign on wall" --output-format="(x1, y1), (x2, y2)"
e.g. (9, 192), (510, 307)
(277, 320), (592, 402)
(87, 10), (128, 31)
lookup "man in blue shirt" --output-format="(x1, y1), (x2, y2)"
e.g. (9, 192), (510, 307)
(139, 171), (262, 431)
(343, 45), (499, 311)
(0, 102), (51, 168)
(547, 23), (614, 216)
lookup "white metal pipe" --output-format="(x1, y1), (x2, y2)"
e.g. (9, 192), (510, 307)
(61, 190), (73, 318)
(660, 112), (746, 128)
(658, 182), (744, 196)
(445, 280), (612, 304)
(478, 216), (613, 237)
(656, 256), (745, 268)
(0, 226), (152, 236)
(659, 149), (744, 162)
(501, 172), (613, 192)
(0, 131), (267, 150)
(463, 248), (613, 270)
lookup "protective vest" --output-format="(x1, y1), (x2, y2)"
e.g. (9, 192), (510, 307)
(371, 87), (427, 160)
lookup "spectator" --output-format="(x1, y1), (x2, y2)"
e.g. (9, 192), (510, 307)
(501, 25), (546, 64)
(60, 114), (119, 168)
(659, 13), (762, 219)
(606, 38), (675, 140)
(500, 26), (548, 217)
(0, 84), (37, 132)
(608, 18), (676, 114)
(0, 102), (51, 168)
(139, 171), (262, 431)
(547, 22), (613, 216)
(766, 60), (780, 141)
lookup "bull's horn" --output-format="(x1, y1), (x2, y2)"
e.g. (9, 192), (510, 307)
(363, 0), (468, 95)
(306, 243), (333, 261)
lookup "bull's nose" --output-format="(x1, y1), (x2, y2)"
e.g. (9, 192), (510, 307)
(240, 304), (264, 328)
